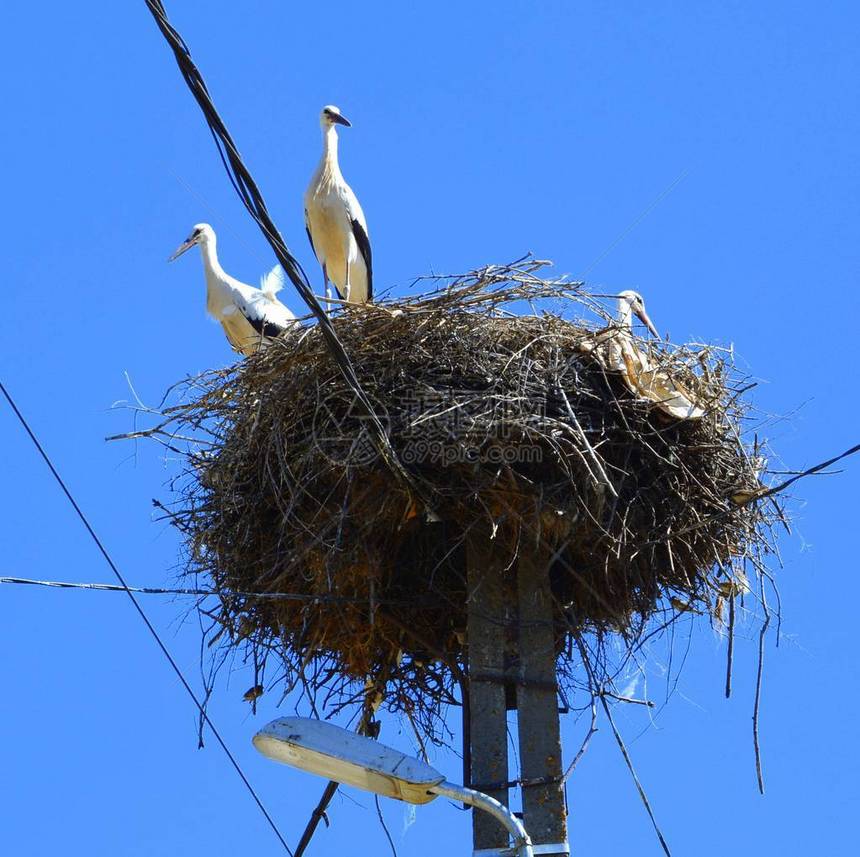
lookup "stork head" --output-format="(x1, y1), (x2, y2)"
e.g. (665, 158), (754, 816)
(320, 104), (351, 129)
(617, 290), (660, 338)
(169, 223), (215, 262)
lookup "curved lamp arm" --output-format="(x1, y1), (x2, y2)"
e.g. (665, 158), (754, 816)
(428, 780), (534, 857)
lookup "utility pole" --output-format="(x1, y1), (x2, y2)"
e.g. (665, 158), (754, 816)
(467, 535), (568, 855)
(516, 550), (567, 855)
(467, 532), (511, 852)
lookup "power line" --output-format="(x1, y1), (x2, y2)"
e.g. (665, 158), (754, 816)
(0, 379), (294, 855)
(0, 575), (412, 606)
(0, 576), (220, 595)
(142, 0), (422, 504)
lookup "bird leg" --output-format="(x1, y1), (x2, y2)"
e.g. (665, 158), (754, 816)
(323, 264), (332, 315)
(343, 260), (351, 303)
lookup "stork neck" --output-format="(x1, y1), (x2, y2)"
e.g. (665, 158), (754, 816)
(321, 125), (341, 173)
(617, 300), (633, 329)
(198, 237), (225, 280)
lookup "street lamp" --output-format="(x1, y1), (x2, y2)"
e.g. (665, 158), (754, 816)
(253, 717), (534, 857)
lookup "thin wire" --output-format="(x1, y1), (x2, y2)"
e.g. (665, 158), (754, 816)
(0, 379), (294, 856)
(375, 794), (399, 857)
(0, 576), (413, 606)
(579, 169), (689, 278)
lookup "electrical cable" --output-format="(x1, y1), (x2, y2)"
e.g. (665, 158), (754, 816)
(0, 378), (294, 855)
(142, 0), (424, 504)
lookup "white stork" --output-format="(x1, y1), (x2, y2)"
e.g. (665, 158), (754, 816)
(581, 290), (658, 378)
(169, 223), (297, 356)
(616, 291), (705, 420)
(582, 290), (704, 420)
(304, 105), (372, 306)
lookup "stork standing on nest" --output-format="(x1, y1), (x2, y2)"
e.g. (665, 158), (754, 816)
(304, 105), (372, 307)
(169, 223), (297, 356)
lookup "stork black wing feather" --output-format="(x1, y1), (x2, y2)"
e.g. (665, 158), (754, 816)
(304, 214), (318, 263)
(238, 301), (286, 339)
(248, 315), (287, 338)
(351, 219), (373, 301)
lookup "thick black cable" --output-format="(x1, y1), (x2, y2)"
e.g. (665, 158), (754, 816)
(143, 0), (425, 502)
(0, 379), (294, 856)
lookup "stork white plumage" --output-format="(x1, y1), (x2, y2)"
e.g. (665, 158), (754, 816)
(615, 289), (660, 339)
(304, 105), (372, 306)
(583, 290), (658, 379)
(614, 291), (705, 420)
(581, 290), (705, 420)
(169, 223), (297, 356)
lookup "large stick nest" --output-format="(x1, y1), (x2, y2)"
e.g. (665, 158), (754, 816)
(130, 260), (780, 740)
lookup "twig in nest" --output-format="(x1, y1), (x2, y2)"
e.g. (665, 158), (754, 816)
(577, 639), (672, 857)
(601, 690), (655, 708)
(375, 795), (398, 857)
(599, 692), (672, 857)
(740, 441), (860, 506)
(562, 697), (599, 781)
(725, 593), (735, 699)
(754, 582), (771, 795)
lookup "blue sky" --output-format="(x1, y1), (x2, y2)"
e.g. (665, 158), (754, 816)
(1, 2), (858, 854)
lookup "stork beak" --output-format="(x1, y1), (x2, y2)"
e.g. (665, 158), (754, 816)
(635, 306), (660, 338)
(168, 236), (196, 262)
(331, 113), (352, 128)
